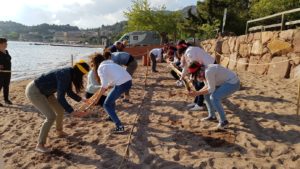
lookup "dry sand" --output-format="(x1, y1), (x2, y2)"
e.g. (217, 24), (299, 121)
(0, 61), (300, 169)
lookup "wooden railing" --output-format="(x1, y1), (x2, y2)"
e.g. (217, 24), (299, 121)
(246, 8), (300, 34)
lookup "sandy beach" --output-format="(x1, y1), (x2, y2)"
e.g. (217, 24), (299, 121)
(0, 61), (300, 169)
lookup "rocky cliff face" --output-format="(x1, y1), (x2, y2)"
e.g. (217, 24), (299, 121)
(201, 29), (300, 79)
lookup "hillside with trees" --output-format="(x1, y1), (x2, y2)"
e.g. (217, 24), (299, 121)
(1, 0), (299, 43)
(125, 0), (300, 42)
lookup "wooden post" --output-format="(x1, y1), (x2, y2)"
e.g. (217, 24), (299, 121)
(281, 14), (286, 31)
(145, 49), (149, 87)
(297, 82), (300, 116)
(71, 54), (74, 66)
(143, 53), (150, 66)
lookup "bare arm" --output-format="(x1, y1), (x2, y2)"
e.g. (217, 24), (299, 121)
(188, 82), (209, 97)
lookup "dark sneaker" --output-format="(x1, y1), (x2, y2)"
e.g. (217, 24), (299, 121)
(123, 99), (132, 103)
(201, 116), (217, 122)
(152, 70), (158, 73)
(5, 100), (12, 105)
(112, 126), (125, 133)
(0, 103), (3, 107)
(217, 120), (229, 129)
(105, 116), (113, 122)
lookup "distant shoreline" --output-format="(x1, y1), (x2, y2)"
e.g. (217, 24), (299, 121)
(30, 42), (104, 48)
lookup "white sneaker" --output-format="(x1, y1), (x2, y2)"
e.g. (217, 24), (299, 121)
(189, 104), (205, 111)
(187, 103), (196, 108)
(176, 80), (183, 87)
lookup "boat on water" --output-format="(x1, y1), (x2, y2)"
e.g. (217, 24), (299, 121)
(29, 42), (49, 46)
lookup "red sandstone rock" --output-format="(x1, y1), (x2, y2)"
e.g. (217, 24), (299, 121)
(293, 30), (300, 53)
(280, 30), (294, 41)
(239, 43), (249, 58)
(268, 56), (290, 78)
(267, 39), (292, 55)
(247, 56), (260, 73)
(220, 54), (230, 68)
(262, 31), (274, 44)
(236, 58), (248, 72)
(222, 40), (230, 54)
(251, 40), (263, 55)
(228, 53), (238, 70)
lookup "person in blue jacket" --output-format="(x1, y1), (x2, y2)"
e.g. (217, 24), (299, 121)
(25, 60), (90, 153)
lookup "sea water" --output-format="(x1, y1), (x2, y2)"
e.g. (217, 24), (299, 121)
(6, 41), (102, 81)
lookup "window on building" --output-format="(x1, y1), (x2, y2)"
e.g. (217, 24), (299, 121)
(133, 36), (139, 40)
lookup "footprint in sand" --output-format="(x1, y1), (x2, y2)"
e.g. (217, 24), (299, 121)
(143, 154), (156, 164)
(172, 152), (180, 161)
(3, 152), (13, 158)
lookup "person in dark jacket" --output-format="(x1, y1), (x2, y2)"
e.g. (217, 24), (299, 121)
(108, 41), (125, 53)
(25, 60), (90, 153)
(0, 38), (12, 106)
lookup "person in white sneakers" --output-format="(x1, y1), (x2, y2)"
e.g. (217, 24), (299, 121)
(176, 40), (216, 111)
(188, 61), (240, 129)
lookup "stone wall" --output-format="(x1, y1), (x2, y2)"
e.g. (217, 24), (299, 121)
(200, 29), (300, 79)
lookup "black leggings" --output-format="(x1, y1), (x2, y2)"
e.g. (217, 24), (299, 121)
(0, 75), (11, 101)
(150, 53), (157, 71)
(193, 80), (205, 106)
(170, 61), (182, 80)
(85, 92), (107, 107)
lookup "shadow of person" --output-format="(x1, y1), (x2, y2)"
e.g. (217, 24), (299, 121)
(224, 99), (300, 144)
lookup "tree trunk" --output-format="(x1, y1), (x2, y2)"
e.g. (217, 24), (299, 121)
(160, 32), (169, 44)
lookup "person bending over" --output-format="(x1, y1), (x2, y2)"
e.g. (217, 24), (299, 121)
(177, 40), (215, 111)
(86, 53), (107, 106)
(188, 61), (240, 129)
(149, 47), (164, 72)
(25, 60), (90, 153)
(93, 55), (132, 133)
(104, 51), (137, 102)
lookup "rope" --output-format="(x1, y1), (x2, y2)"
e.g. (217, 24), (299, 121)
(0, 67), (65, 73)
(117, 52), (150, 169)
(0, 51), (150, 74)
(216, 52), (299, 66)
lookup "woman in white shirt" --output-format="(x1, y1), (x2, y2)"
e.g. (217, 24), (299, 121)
(86, 53), (107, 106)
(149, 48), (164, 72)
(93, 55), (132, 133)
(188, 61), (240, 129)
(177, 40), (216, 111)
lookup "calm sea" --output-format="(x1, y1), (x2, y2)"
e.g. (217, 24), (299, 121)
(6, 41), (102, 81)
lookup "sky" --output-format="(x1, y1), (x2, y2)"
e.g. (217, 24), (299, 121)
(0, 0), (198, 28)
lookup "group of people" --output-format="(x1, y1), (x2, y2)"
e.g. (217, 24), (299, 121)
(0, 37), (240, 153)
(25, 42), (137, 152)
(150, 40), (240, 129)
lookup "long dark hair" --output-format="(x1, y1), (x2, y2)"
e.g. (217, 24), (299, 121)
(176, 40), (192, 55)
(72, 62), (90, 93)
(188, 61), (205, 80)
(91, 53), (106, 83)
(103, 51), (111, 60)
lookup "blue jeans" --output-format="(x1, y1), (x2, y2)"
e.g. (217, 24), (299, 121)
(204, 81), (240, 123)
(103, 80), (132, 127)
